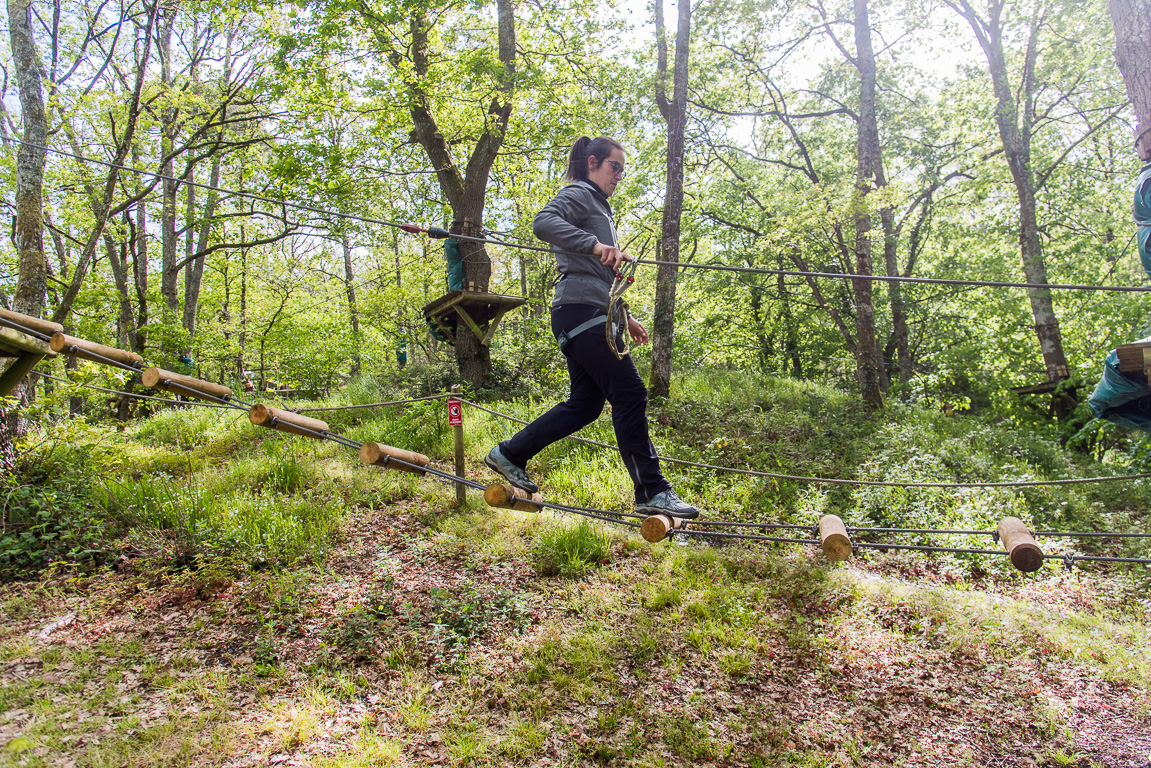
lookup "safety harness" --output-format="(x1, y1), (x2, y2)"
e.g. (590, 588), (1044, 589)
(553, 259), (638, 359)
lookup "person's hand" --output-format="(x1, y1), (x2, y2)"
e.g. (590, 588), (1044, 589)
(593, 242), (630, 270)
(627, 315), (649, 345)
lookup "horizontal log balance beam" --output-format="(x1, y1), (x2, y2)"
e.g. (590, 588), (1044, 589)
(360, 442), (430, 475)
(0, 308), (63, 338)
(484, 483), (544, 512)
(998, 516), (1044, 572)
(641, 513), (684, 543)
(49, 333), (143, 368)
(819, 514), (853, 561)
(248, 404), (330, 439)
(141, 367), (233, 403)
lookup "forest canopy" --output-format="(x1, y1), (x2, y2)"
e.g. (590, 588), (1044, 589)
(0, 0), (1144, 438)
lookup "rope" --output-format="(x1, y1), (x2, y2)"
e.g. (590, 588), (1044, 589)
(457, 398), (1151, 489)
(294, 393), (451, 412)
(38, 372), (236, 410)
(14, 139), (1151, 295)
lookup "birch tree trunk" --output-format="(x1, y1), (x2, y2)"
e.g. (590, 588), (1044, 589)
(650, 0), (691, 399)
(159, 7), (180, 314)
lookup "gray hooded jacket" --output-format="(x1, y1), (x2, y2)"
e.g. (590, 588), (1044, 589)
(533, 180), (618, 312)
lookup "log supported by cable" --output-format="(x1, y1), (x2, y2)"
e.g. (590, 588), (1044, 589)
(998, 517), (1044, 572)
(640, 513), (684, 543)
(484, 482), (544, 512)
(819, 515), (853, 561)
(359, 441), (430, 475)
(50, 333), (143, 368)
(142, 367), (234, 402)
(248, 404), (329, 438)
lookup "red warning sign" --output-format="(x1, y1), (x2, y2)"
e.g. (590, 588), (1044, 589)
(447, 398), (463, 426)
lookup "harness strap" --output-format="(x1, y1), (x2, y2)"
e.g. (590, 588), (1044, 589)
(556, 315), (608, 352)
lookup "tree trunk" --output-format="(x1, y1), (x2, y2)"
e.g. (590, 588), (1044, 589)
(952, 0), (1070, 386)
(649, 0), (691, 399)
(1109, 0), (1151, 160)
(882, 205), (911, 390)
(183, 158), (219, 337)
(374, 0), (516, 388)
(8, 0), (47, 321)
(159, 7), (180, 315)
(341, 230), (362, 375)
(2, 0), (50, 467)
(851, 0), (884, 410)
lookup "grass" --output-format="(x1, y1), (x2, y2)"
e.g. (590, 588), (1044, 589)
(2, 367), (1150, 765)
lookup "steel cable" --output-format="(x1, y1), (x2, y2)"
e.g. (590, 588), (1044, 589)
(456, 398), (1151, 490)
(14, 139), (1151, 295)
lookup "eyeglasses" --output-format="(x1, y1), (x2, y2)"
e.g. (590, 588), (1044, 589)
(606, 160), (626, 179)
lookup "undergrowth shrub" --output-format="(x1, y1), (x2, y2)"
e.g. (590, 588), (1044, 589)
(533, 519), (611, 577)
(0, 466), (113, 580)
(427, 583), (527, 670)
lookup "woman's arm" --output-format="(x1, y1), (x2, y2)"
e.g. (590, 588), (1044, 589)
(533, 192), (598, 251)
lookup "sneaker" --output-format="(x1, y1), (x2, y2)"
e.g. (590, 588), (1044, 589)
(484, 446), (538, 494)
(635, 489), (699, 519)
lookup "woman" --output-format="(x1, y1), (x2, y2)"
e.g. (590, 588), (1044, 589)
(484, 136), (698, 519)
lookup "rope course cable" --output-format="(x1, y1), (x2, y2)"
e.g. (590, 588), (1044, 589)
(38, 373), (237, 411)
(294, 393), (451, 412)
(457, 398), (1151, 490)
(14, 139), (1151, 295)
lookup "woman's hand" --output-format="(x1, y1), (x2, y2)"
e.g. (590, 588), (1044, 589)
(627, 315), (649, 345)
(593, 242), (630, 270)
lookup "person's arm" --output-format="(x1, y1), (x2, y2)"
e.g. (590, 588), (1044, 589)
(533, 187), (600, 254)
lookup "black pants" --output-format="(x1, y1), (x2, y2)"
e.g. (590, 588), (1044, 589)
(500, 304), (671, 504)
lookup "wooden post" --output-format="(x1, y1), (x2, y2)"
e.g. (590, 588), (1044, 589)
(359, 441), (429, 475)
(450, 384), (465, 505)
(483, 482), (543, 512)
(49, 333), (143, 368)
(248, 404), (330, 439)
(818, 515), (853, 561)
(640, 514), (683, 543)
(142, 367), (233, 402)
(998, 517), (1044, 573)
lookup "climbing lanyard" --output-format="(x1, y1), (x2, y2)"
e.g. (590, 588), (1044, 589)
(606, 257), (638, 360)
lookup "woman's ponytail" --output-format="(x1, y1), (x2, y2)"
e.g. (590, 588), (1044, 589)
(565, 136), (623, 181)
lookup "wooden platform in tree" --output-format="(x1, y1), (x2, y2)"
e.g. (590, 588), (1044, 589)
(423, 287), (526, 347)
(1116, 338), (1151, 382)
(0, 324), (56, 398)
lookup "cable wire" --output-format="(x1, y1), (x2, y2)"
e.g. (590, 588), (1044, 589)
(15, 139), (1151, 295)
(457, 398), (1151, 489)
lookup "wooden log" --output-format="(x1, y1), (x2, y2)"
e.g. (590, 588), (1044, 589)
(49, 333), (143, 368)
(141, 367), (233, 401)
(483, 483), (543, 513)
(818, 514), (853, 561)
(640, 513), (683, 543)
(359, 441), (429, 475)
(0, 308), (63, 338)
(0, 352), (45, 397)
(248, 404), (330, 439)
(998, 517), (1044, 573)
(0, 326), (54, 357)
